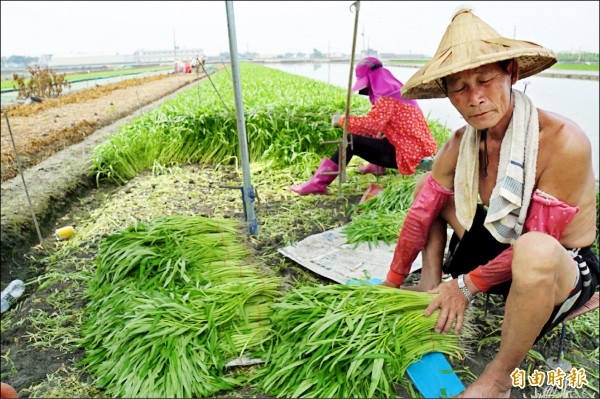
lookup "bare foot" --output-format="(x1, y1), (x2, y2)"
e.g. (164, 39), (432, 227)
(455, 362), (513, 398)
(455, 381), (511, 398)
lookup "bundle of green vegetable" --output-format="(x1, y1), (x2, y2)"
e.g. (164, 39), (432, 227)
(92, 63), (372, 184)
(341, 117), (451, 248)
(90, 215), (252, 291)
(343, 176), (417, 247)
(254, 283), (470, 398)
(79, 215), (281, 398)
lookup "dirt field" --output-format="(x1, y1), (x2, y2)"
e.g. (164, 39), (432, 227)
(0, 71), (207, 286)
(1, 72), (203, 183)
(0, 68), (598, 398)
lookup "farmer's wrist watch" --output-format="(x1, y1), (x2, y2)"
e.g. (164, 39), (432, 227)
(457, 274), (475, 302)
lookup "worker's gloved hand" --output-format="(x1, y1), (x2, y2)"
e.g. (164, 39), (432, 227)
(331, 114), (343, 128)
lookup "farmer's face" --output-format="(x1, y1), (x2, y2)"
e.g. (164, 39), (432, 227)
(445, 62), (515, 130)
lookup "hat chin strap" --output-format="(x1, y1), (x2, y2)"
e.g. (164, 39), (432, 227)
(435, 79), (448, 97)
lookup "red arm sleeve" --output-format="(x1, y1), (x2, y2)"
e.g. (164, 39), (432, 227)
(468, 190), (580, 292)
(468, 248), (514, 293)
(387, 174), (453, 285)
(339, 98), (392, 137)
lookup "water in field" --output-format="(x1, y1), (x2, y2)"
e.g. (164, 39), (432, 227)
(264, 62), (599, 176)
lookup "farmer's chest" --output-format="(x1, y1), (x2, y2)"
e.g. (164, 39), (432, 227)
(478, 138), (502, 206)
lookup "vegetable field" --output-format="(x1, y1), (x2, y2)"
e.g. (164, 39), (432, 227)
(92, 63), (373, 184)
(0, 63), (598, 398)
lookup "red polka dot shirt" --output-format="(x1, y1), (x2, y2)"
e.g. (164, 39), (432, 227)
(339, 97), (438, 175)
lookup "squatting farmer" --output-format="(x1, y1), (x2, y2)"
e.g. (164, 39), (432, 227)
(380, 8), (599, 398)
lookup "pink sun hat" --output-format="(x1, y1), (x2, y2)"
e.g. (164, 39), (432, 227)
(352, 57), (419, 108)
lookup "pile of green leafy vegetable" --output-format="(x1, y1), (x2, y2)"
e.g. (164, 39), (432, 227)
(254, 283), (469, 398)
(79, 215), (281, 398)
(343, 176), (417, 247)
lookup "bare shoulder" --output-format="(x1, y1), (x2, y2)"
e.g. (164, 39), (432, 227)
(537, 109), (593, 202)
(431, 126), (466, 188)
(538, 109), (591, 151)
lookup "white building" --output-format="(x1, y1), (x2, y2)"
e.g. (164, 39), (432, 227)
(40, 48), (204, 68)
(133, 48), (204, 63)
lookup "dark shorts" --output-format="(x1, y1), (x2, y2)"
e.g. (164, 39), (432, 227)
(443, 203), (599, 340)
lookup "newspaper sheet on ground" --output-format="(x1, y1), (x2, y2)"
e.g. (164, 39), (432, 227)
(278, 226), (422, 284)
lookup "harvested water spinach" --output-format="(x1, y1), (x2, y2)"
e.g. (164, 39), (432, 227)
(254, 283), (470, 398)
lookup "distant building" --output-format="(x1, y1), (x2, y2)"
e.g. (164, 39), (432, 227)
(133, 48), (204, 63)
(328, 52), (346, 60)
(360, 48), (379, 58)
(39, 48), (204, 69)
(38, 54), (53, 66)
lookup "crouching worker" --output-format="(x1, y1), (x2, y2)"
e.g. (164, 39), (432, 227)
(289, 57), (438, 195)
(379, 8), (599, 398)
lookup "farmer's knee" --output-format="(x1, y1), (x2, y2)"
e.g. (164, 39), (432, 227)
(512, 232), (562, 279)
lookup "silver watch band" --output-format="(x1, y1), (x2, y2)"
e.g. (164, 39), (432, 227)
(457, 274), (475, 302)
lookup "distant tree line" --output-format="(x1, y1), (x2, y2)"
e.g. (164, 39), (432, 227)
(556, 52), (598, 63)
(1, 55), (39, 68)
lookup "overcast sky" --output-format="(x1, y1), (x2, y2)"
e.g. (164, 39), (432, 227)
(1, 1), (598, 58)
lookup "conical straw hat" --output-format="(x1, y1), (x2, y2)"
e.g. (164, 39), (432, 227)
(401, 8), (557, 99)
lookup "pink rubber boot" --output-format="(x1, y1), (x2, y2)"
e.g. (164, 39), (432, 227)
(290, 158), (339, 195)
(359, 163), (387, 175)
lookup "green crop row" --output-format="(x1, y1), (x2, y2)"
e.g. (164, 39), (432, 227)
(551, 63), (599, 71)
(92, 63), (372, 184)
(91, 62), (452, 246)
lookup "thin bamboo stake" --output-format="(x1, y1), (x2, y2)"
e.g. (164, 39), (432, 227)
(3, 112), (44, 245)
(339, 0), (361, 197)
(200, 60), (231, 112)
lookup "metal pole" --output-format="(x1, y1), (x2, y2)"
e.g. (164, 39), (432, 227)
(225, 0), (258, 235)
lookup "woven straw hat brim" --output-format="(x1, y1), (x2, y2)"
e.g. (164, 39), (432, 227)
(401, 9), (557, 99)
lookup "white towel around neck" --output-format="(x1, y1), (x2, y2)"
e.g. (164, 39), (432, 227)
(454, 90), (539, 244)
